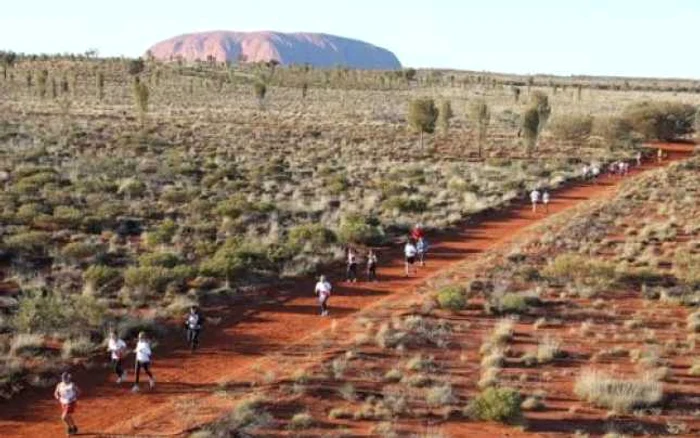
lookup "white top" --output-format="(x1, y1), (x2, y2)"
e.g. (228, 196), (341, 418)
(404, 243), (417, 257)
(135, 340), (152, 363)
(530, 190), (540, 203)
(108, 338), (127, 360)
(56, 382), (77, 404)
(542, 192), (550, 203)
(347, 252), (357, 264)
(315, 281), (332, 297)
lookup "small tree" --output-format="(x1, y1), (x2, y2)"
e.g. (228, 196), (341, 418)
(1, 50), (17, 80)
(128, 58), (145, 76)
(254, 81), (267, 108)
(301, 82), (308, 99)
(37, 69), (48, 98)
(60, 75), (69, 94)
(531, 91), (552, 134)
(25, 71), (32, 89)
(512, 86), (521, 103)
(51, 77), (57, 99)
(522, 107), (540, 156)
(470, 100), (490, 158)
(438, 100), (454, 135)
(96, 71), (105, 101)
(407, 98), (438, 148)
(132, 76), (149, 123)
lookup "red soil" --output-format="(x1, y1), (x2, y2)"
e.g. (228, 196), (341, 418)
(0, 144), (693, 437)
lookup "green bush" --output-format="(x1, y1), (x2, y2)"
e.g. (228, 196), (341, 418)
(61, 337), (97, 359)
(467, 387), (523, 424)
(12, 292), (106, 335)
(622, 101), (695, 141)
(337, 214), (385, 245)
(543, 253), (617, 290)
(287, 223), (336, 252)
(437, 286), (466, 311)
(123, 266), (173, 296)
(139, 252), (182, 268)
(497, 293), (529, 314)
(550, 114), (593, 142)
(83, 265), (121, 292)
(117, 316), (166, 340)
(674, 250), (700, 287)
(382, 195), (428, 213)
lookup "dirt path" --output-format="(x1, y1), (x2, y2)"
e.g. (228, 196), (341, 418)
(1, 145), (694, 437)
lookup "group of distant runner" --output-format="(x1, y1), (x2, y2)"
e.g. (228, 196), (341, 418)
(54, 306), (203, 435)
(314, 224), (429, 317)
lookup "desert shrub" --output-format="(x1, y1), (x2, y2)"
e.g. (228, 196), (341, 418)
(214, 395), (272, 433)
(383, 195), (428, 213)
(10, 334), (46, 357)
(574, 369), (663, 412)
(491, 292), (529, 314)
(288, 412), (313, 430)
(117, 316), (166, 340)
(543, 253), (617, 289)
(437, 286), (466, 311)
(337, 214), (385, 245)
(82, 265), (121, 295)
(61, 337), (96, 359)
(595, 116), (634, 148)
(328, 408), (353, 419)
(139, 252), (182, 268)
(13, 292), (106, 335)
(123, 266), (173, 297)
(200, 238), (274, 287)
(674, 250), (700, 287)
(622, 101), (695, 141)
(426, 384), (455, 408)
(61, 241), (104, 265)
(144, 219), (178, 247)
(4, 231), (51, 257)
(550, 114), (593, 142)
(287, 223), (336, 252)
(536, 336), (564, 363)
(466, 387), (523, 424)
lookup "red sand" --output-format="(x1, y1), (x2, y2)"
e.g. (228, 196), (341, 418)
(0, 144), (693, 437)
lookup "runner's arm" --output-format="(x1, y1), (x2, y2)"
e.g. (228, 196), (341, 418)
(53, 385), (60, 400)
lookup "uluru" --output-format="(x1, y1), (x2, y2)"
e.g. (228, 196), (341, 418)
(146, 31), (402, 70)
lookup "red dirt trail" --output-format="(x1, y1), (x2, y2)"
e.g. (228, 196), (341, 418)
(1, 145), (694, 438)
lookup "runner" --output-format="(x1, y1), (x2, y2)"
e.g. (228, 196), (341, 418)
(367, 249), (378, 282)
(107, 330), (128, 384)
(542, 189), (551, 214)
(591, 164), (601, 183)
(184, 305), (204, 352)
(617, 161), (625, 176)
(132, 332), (155, 392)
(636, 151), (642, 167)
(416, 236), (429, 267)
(346, 247), (358, 283)
(529, 188), (541, 213)
(410, 223), (425, 241)
(581, 164), (590, 180)
(404, 239), (417, 276)
(658, 148), (663, 163)
(314, 275), (332, 316)
(54, 372), (80, 436)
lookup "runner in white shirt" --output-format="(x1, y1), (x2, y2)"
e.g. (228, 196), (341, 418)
(542, 189), (551, 214)
(314, 275), (332, 316)
(345, 248), (358, 283)
(132, 332), (155, 392)
(54, 372), (80, 435)
(581, 164), (590, 180)
(530, 189), (541, 213)
(636, 151), (642, 167)
(404, 239), (418, 276)
(107, 330), (128, 384)
(591, 165), (600, 183)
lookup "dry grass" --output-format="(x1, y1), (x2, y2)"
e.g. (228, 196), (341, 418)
(574, 370), (663, 413)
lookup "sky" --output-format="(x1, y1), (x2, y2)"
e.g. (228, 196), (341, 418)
(0, 0), (697, 78)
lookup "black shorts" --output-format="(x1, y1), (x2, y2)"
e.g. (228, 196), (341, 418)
(406, 256), (416, 265)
